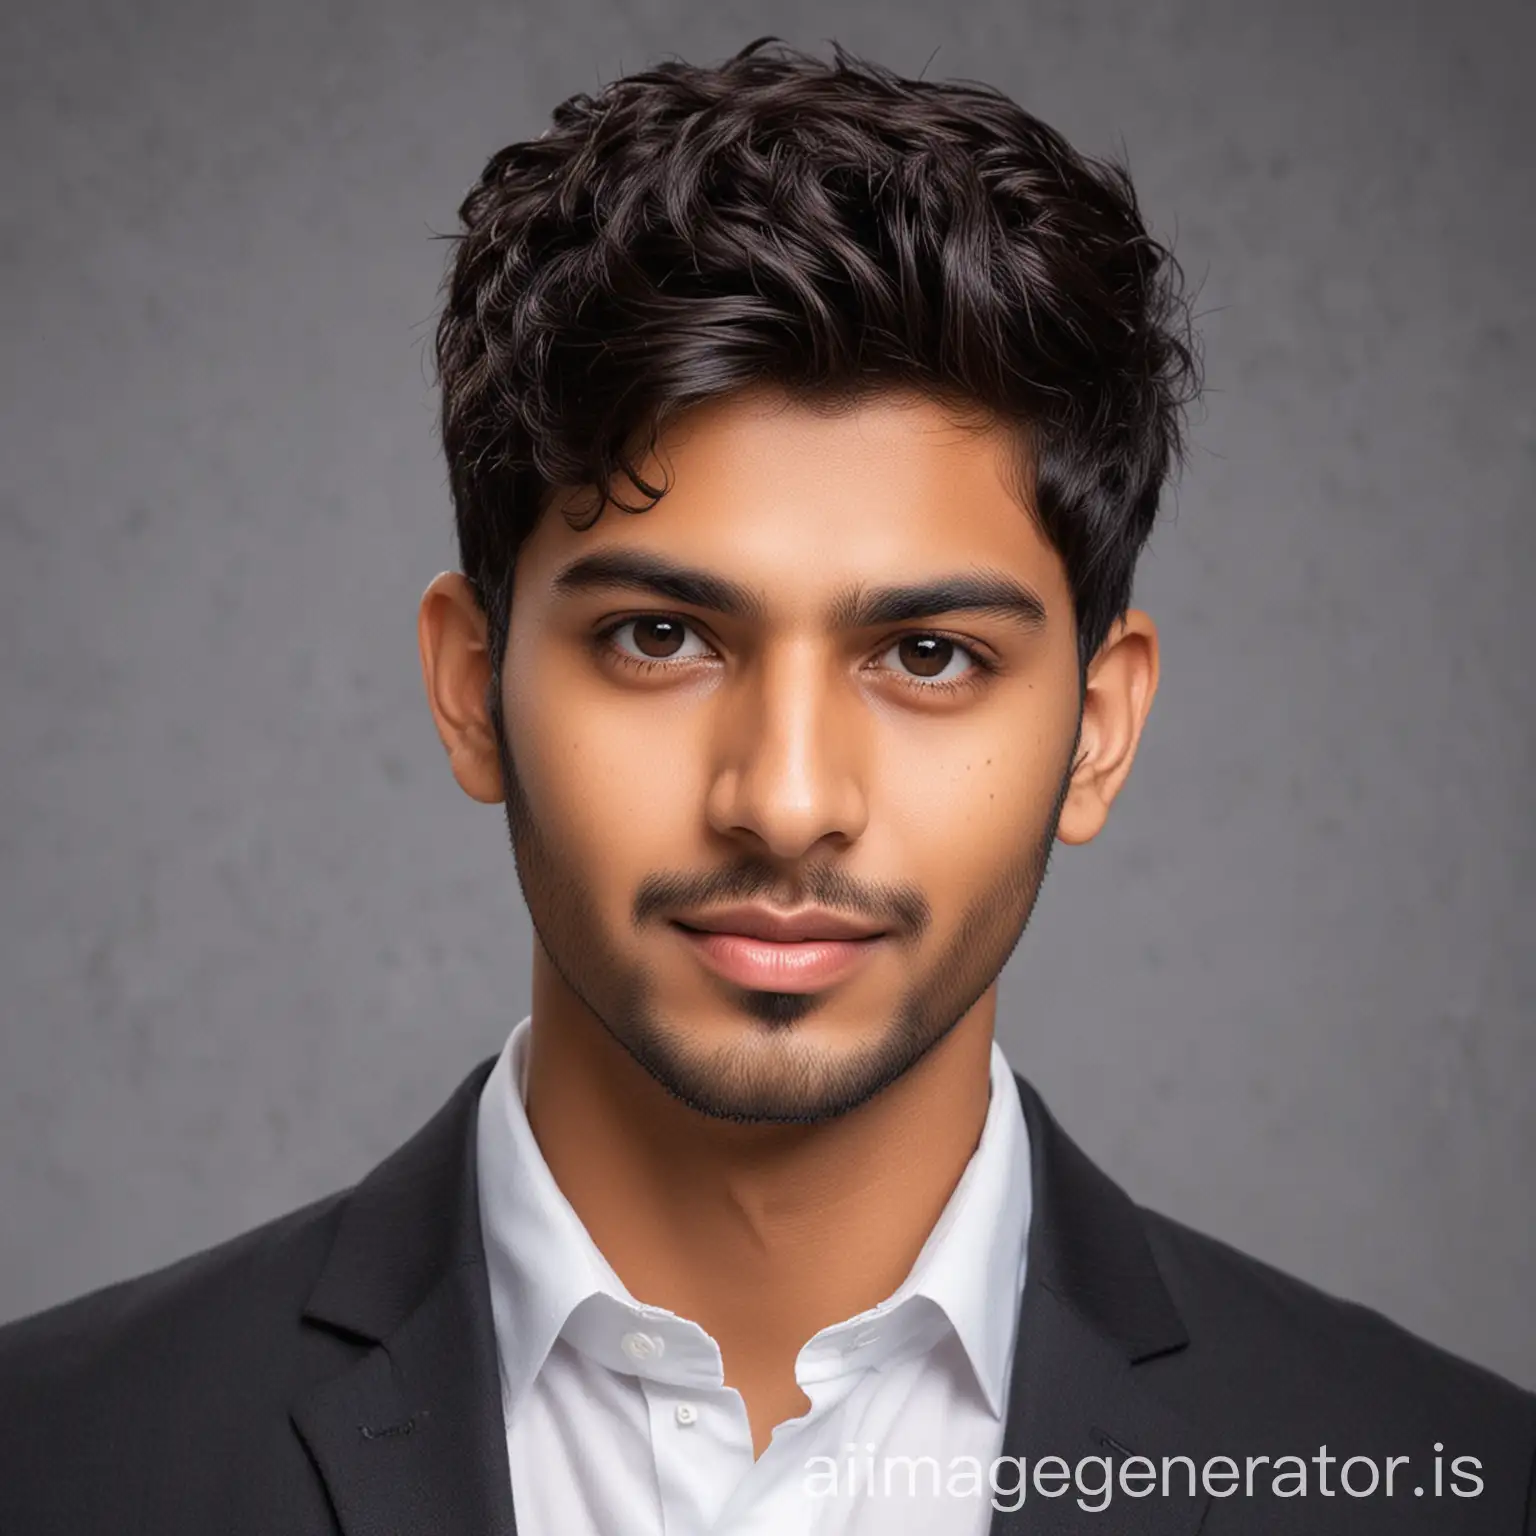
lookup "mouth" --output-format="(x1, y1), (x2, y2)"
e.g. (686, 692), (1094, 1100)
(671, 921), (887, 993)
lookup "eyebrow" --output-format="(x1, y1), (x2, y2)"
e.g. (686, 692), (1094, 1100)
(549, 549), (1049, 634)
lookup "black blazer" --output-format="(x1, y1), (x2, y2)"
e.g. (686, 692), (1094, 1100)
(1, 1057), (1531, 1534)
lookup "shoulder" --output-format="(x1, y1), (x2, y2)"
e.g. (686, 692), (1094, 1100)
(0, 1190), (361, 1530)
(0, 1188), (347, 1393)
(1136, 1204), (1536, 1514)
(1139, 1204), (1532, 1413)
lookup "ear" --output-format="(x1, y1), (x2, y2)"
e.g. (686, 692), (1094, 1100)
(417, 572), (506, 806)
(1055, 610), (1160, 845)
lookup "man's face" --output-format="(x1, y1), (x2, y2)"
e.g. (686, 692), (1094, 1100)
(493, 389), (1084, 1124)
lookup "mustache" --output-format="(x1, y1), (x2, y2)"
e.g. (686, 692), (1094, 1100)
(633, 863), (930, 941)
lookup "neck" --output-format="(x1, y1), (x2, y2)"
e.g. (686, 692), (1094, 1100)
(521, 950), (996, 1372)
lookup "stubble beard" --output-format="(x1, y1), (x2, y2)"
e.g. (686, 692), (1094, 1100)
(490, 691), (1077, 1125)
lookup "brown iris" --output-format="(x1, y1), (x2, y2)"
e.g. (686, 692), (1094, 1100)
(632, 618), (687, 657)
(896, 635), (954, 677)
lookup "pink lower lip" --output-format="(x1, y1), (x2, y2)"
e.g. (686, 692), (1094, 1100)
(676, 925), (885, 991)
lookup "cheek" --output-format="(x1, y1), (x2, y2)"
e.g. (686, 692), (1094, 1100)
(505, 665), (702, 864)
(877, 721), (1060, 881)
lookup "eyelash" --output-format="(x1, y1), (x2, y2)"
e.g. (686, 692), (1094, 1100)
(593, 616), (999, 695)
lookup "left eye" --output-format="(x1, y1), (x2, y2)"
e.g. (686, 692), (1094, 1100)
(877, 635), (977, 684)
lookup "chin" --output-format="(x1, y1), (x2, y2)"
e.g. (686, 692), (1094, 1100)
(612, 1005), (928, 1126)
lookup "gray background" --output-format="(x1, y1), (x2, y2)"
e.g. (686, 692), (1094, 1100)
(1, 0), (1532, 1387)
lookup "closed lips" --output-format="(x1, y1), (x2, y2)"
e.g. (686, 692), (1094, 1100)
(672, 907), (885, 942)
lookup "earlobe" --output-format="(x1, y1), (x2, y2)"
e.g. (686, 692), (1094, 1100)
(1052, 611), (1159, 846)
(1054, 765), (1112, 846)
(418, 572), (506, 806)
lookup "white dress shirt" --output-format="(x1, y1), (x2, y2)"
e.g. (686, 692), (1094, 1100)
(475, 1015), (1032, 1535)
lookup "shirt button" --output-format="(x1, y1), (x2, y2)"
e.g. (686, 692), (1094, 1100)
(675, 1402), (698, 1426)
(620, 1330), (665, 1363)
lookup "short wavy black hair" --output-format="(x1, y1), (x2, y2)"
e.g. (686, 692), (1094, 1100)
(434, 38), (1199, 699)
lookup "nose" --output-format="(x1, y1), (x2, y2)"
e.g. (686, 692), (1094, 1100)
(704, 642), (870, 860)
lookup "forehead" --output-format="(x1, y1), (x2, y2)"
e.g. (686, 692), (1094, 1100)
(521, 388), (1066, 607)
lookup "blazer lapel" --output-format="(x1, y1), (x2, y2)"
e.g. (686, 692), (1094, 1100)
(291, 1056), (518, 1536)
(989, 1075), (1211, 1536)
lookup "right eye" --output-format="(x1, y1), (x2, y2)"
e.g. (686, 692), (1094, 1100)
(600, 616), (716, 667)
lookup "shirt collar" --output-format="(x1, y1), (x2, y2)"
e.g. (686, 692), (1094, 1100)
(475, 1018), (634, 1416)
(878, 1038), (1032, 1416)
(476, 1015), (1031, 1420)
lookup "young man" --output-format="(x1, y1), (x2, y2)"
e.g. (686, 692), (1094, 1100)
(0, 39), (1531, 1536)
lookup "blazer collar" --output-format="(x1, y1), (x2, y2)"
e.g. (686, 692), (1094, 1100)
(292, 1055), (514, 1536)
(1011, 1073), (1187, 1364)
(291, 1055), (1208, 1536)
(987, 1075), (1210, 1535)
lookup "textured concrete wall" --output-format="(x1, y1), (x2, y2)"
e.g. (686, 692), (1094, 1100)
(1, 0), (1531, 1385)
